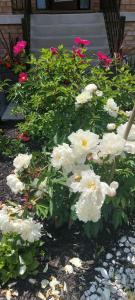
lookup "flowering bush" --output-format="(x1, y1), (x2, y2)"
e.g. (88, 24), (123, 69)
(0, 33), (28, 76)
(0, 203), (43, 284)
(5, 103), (135, 237)
(9, 41), (135, 146)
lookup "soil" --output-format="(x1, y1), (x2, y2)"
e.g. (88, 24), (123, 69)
(0, 126), (133, 300)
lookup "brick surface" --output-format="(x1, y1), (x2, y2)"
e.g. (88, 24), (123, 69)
(0, 0), (12, 14)
(120, 0), (135, 11)
(122, 21), (135, 54)
(0, 24), (22, 57)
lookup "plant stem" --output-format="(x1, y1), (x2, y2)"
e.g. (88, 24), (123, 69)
(124, 104), (135, 140)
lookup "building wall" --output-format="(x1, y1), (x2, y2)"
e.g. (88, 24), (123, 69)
(0, 0), (135, 56)
(121, 0), (135, 11)
(0, 0), (12, 14)
(120, 1), (135, 54)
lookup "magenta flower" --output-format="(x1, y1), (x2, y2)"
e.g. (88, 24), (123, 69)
(50, 47), (58, 55)
(18, 72), (28, 83)
(13, 40), (27, 56)
(74, 37), (91, 46)
(73, 47), (86, 58)
(97, 51), (112, 67)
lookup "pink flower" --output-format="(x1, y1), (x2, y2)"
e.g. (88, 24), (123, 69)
(97, 51), (112, 67)
(50, 47), (58, 55)
(18, 72), (28, 83)
(73, 47), (86, 58)
(17, 132), (30, 142)
(13, 40), (27, 56)
(74, 37), (91, 46)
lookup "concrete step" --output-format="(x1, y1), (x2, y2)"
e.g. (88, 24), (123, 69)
(31, 22), (106, 37)
(31, 34), (108, 50)
(31, 13), (104, 26)
(1, 102), (24, 121)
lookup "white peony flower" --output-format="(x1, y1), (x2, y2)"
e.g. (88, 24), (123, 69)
(75, 91), (92, 105)
(13, 153), (32, 172)
(0, 206), (13, 233)
(68, 129), (99, 162)
(71, 169), (113, 223)
(75, 191), (102, 223)
(7, 174), (25, 194)
(117, 122), (135, 141)
(51, 143), (75, 173)
(107, 123), (116, 131)
(67, 165), (89, 193)
(95, 90), (103, 97)
(124, 141), (135, 154)
(99, 133), (125, 158)
(104, 98), (119, 118)
(15, 218), (42, 243)
(84, 83), (98, 94)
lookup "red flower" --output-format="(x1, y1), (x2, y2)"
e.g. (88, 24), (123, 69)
(17, 132), (30, 142)
(18, 72), (28, 83)
(73, 47), (86, 58)
(97, 51), (112, 67)
(13, 40), (27, 56)
(50, 47), (58, 55)
(74, 37), (91, 46)
(5, 62), (11, 69)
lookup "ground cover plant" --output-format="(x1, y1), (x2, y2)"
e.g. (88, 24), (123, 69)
(0, 38), (135, 294)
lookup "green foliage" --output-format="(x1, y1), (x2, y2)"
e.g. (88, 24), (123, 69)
(0, 233), (40, 284)
(0, 129), (27, 158)
(8, 46), (135, 147)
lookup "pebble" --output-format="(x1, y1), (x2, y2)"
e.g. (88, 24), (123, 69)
(82, 231), (135, 300)
(129, 237), (135, 243)
(124, 247), (130, 253)
(106, 253), (113, 260)
(90, 294), (97, 300)
(95, 268), (109, 279)
(120, 236), (127, 243)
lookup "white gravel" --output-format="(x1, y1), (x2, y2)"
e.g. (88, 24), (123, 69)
(81, 230), (135, 300)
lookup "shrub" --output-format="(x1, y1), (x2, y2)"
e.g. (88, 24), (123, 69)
(9, 43), (135, 147)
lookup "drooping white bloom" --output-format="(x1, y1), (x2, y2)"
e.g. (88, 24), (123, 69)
(0, 205), (42, 243)
(14, 218), (42, 243)
(68, 129), (99, 162)
(104, 98), (119, 118)
(75, 192), (102, 223)
(13, 153), (32, 172)
(51, 143), (75, 173)
(107, 123), (116, 131)
(75, 91), (92, 105)
(117, 122), (135, 141)
(99, 133), (125, 158)
(72, 170), (112, 223)
(84, 83), (98, 94)
(7, 174), (25, 194)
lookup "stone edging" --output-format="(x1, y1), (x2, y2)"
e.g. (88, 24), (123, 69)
(121, 12), (135, 22)
(0, 15), (23, 25)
